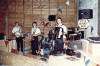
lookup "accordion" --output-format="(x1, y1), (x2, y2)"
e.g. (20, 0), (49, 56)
(48, 27), (64, 40)
(54, 27), (64, 40)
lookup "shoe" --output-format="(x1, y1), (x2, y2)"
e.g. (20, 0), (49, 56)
(53, 54), (58, 56)
(19, 51), (23, 55)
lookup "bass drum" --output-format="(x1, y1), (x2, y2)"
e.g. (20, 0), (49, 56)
(40, 37), (51, 55)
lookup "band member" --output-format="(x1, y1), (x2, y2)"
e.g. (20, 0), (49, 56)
(12, 22), (23, 52)
(53, 17), (67, 55)
(31, 22), (41, 55)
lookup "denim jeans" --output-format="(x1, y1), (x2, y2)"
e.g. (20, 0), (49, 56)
(54, 38), (64, 54)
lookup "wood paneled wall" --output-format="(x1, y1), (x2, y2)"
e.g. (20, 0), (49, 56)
(0, 0), (7, 34)
(7, 0), (77, 38)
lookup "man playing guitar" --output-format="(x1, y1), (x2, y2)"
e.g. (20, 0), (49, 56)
(12, 22), (23, 53)
(31, 22), (41, 55)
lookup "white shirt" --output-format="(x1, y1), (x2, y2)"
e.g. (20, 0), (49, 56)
(57, 24), (67, 33)
(31, 27), (41, 35)
(12, 26), (22, 37)
(56, 24), (67, 39)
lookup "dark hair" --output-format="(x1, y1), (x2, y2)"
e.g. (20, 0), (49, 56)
(15, 21), (18, 25)
(15, 21), (19, 26)
(32, 22), (37, 27)
(56, 17), (62, 22)
(57, 17), (62, 21)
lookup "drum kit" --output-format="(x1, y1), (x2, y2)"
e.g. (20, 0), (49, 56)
(39, 34), (52, 55)
(39, 26), (63, 55)
(23, 21), (65, 56)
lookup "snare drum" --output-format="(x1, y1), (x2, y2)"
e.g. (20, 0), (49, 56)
(40, 37), (50, 43)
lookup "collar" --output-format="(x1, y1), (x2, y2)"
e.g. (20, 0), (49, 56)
(32, 26), (37, 28)
(57, 23), (63, 27)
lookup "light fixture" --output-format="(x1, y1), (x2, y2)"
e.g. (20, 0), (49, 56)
(66, 0), (70, 6)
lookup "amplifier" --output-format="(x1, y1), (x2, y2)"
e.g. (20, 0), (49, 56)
(68, 40), (82, 50)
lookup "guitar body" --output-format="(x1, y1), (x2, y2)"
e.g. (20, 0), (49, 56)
(31, 35), (34, 41)
(15, 32), (21, 38)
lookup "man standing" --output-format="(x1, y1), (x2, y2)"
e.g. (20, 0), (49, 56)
(31, 22), (41, 55)
(12, 22), (23, 53)
(54, 17), (67, 55)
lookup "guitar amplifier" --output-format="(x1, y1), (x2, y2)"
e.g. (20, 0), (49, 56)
(68, 40), (82, 50)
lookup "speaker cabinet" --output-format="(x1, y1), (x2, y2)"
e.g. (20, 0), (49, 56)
(48, 15), (56, 21)
(79, 9), (93, 19)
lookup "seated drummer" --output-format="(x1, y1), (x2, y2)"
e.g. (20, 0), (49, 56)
(53, 17), (68, 55)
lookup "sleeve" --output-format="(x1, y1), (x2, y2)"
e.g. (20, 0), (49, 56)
(62, 25), (67, 39)
(19, 26), (22, 33)
(31, 28), (33, 34)
(12, 27), (15, 33)
(63, 25), (67, 33)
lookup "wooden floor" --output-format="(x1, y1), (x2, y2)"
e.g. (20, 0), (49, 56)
(16, 52), (85, 66)
(48, 55), (84, 66)
(0, 40), (100, 66)
(23, 52), (85, 66)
